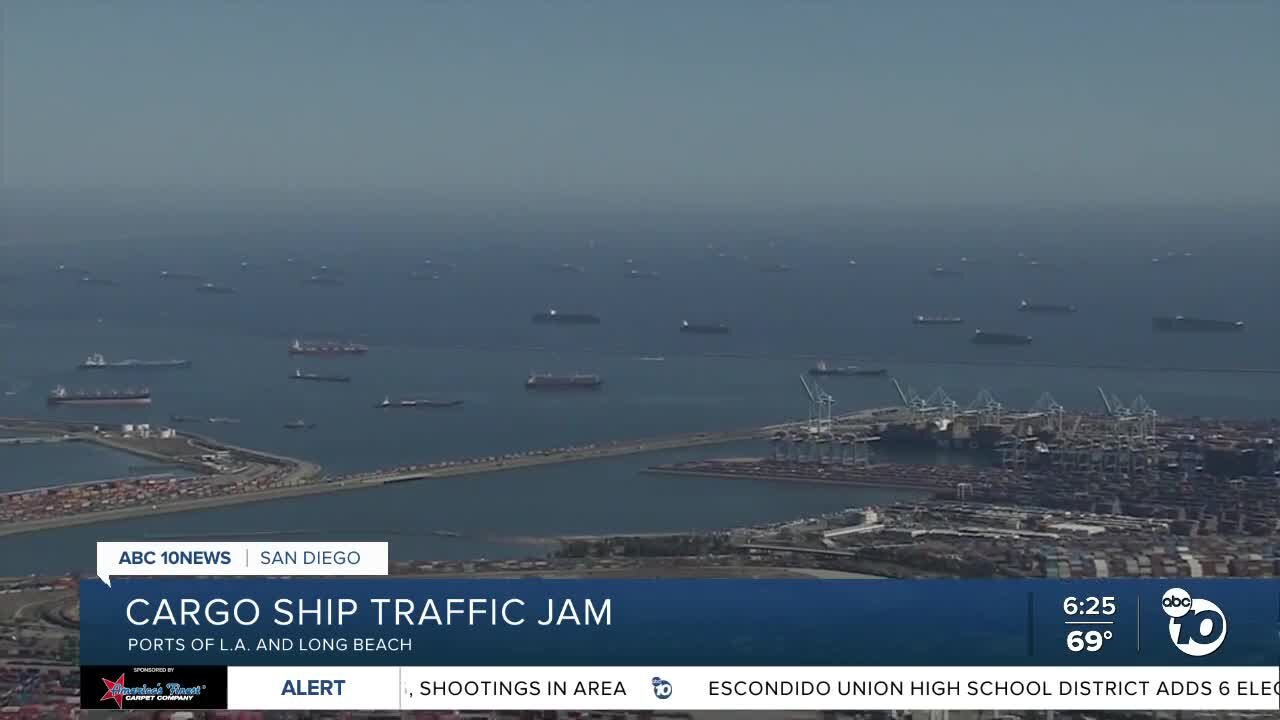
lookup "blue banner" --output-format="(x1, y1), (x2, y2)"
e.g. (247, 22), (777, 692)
(80, 578), (1280, 666)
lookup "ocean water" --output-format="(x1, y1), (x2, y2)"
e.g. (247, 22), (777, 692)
(2, 217), (1278, 574)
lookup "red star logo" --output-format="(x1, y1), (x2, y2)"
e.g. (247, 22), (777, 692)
(100, 673), (127, 709)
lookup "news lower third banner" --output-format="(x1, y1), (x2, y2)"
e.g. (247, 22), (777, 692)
(80, 576), (1280, 710)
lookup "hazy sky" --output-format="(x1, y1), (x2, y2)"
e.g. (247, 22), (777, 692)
(3, 2), (1278, 211)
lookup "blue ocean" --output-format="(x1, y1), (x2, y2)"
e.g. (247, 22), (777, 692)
(3, 214), (1278, 574)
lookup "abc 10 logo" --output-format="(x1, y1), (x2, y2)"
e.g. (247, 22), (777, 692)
(1161, 587), (1227, 657)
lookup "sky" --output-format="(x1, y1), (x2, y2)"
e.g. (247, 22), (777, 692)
(2, 2), (1278, 213)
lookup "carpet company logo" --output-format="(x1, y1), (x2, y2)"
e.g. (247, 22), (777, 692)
(652, 677), (673, 700)
(1162, 587), (1227, 657)
(98, 673), (206, 709)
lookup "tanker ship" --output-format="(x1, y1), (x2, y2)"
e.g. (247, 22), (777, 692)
(1152, 316), (1244, 333)
(47, 386), (151, 406)
(79, 353), (191, 370)
(525, 373), (603, 390)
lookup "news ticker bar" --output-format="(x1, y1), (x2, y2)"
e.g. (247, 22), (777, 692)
(81, 666), (1280, 711)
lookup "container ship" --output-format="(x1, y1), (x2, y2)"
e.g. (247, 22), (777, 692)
(79, 353), (191, 370)
(971, 330), (1033, 345)
(196, 283), (236, 294)
(289, 339), (369, 355)
(1018, 300), (1077, 314)
(809, 361), (888, 377)
(1152, 316), (1244, 333)
(679, 320), (730, 335)
(47, 386), (151, 406)
(525, 372), (603, 390)
(376, 397), (464, 409)
(913, 315), (963, 325)
(531, 309), (601, 325)
(290, 369), (351, 383)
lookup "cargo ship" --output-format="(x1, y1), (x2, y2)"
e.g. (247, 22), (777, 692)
(759, 263), (792, 273)
(169, 414), (202, 423)
(1152, 316), (1244, 333)
(809, 361), (888, 377)
(283, 419), (316, 430)
(913, 315), (964, 325)
(971, 330), (1033, 345)
(1018, 300), (1077, 314)
(196, 283), (236, 294)
(525, 372), (603, 390)
(552, 263), (585, 273)
(306, 275), (343, 286)
(159, 270), (204, 280)
(531, 309), (601, 325)
(78, 275), (119, 287)
(626, 269), (659, 279)
(289, 339), (369, 355)
(79, 353), (192, 370)
(376, 396), (464, 409)
(47, 386), (151, 406)
(930, 267), (963, 278)
(290, 369), (351, 383)
(679, 320), (730, 335)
